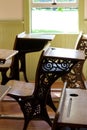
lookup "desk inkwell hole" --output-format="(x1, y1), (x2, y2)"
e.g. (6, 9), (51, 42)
(70, 93), (78, 97)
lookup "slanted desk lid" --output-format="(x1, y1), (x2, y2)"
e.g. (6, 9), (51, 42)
(44, 47), (85, 61)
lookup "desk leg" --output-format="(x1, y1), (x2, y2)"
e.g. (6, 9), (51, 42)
(10, 55), (19, 80)
(19, 54), (28, 82)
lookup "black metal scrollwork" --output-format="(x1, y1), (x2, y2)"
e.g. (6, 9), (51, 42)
(42, 57), (76, 72)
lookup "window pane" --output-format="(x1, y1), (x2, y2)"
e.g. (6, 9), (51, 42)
(31, 8), (78, 34)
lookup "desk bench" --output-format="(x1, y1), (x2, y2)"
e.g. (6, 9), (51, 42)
(52, 82), (87, 130)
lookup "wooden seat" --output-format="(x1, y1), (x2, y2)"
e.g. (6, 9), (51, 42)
(61, 31), (87, 89)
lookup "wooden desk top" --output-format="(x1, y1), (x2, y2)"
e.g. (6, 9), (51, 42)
(44, 47), (85, 61)
(0, 85), (11, 101)
(18, 32), (55, 41)
(0, 49), (18, 64)
(57, 87), (87, 126)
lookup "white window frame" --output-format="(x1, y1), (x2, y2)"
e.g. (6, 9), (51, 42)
(31, 0), (78, 8)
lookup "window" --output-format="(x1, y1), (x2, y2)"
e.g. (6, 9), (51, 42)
(31, 0), (78, 34)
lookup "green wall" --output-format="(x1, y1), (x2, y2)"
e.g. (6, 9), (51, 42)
(0, 0), (87, 82)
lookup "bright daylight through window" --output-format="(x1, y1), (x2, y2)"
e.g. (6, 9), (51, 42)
(31, 0), (78, 34)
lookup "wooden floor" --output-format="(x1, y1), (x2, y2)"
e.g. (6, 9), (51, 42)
(0, 119), (51, 130)
(0, 101), (55, 130)
(0, 81), (64, 130)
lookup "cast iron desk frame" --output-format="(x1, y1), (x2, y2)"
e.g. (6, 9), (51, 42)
(10, 33), (55, 81)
